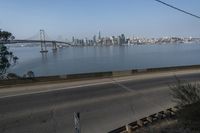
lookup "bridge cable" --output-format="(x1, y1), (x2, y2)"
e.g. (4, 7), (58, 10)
(44, 31), (54, 41)
(154, 0), (200, 19)
(25, 31), (40, 40)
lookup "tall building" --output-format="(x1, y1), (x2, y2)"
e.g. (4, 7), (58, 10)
(121, 34), (126, 44)
(117, 36), (121, 45)
(98, 31), (101, 40)
(84, 38), (88, 45)
(93, 35), (97, 44)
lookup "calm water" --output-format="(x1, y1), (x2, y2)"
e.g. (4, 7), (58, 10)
(8, 43), (200, 77)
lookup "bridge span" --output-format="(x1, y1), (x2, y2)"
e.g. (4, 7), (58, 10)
(0, 30), (73, 53)
(0, 39), (72, 45)
(0, 39), (72, 53)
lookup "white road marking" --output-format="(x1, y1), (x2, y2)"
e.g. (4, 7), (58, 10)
(111, 78), (134, 92)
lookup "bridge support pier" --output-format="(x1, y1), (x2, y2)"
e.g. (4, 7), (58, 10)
(40, 42), (48, 53)
(52, 41), (57, 51)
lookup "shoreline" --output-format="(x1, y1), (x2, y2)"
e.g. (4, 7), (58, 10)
(6, 42), (200, 48)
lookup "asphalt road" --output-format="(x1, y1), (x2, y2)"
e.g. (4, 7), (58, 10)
(0, 72), (200, 133)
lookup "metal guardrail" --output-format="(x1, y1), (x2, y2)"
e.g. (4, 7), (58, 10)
(108, 107), (179, 133)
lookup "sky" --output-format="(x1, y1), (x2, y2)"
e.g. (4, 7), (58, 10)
(0, 0), (200, 40)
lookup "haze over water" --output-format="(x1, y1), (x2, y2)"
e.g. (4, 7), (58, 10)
(7, 43), (200, 77)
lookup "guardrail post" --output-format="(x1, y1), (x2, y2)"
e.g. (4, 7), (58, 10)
(74, 112), (81, 133)
(125, 124), (132, 133)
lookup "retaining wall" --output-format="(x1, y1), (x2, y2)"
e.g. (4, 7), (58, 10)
(1, 65), (200, 87)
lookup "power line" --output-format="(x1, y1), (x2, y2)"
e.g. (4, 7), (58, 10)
(154, 0), (200, 19)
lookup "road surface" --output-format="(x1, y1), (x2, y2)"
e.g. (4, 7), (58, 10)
(0, 69), (200, 133)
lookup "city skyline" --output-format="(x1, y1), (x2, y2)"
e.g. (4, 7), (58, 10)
(71, 32), (199, 46)
(0, 0), (200, 39)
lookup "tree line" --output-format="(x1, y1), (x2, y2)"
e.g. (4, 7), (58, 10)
(0, 29), (15, 41)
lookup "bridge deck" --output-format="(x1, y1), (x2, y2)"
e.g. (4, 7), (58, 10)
(0, 40), (72, 45)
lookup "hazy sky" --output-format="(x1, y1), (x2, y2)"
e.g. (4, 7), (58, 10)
(0, 0), (200, 40)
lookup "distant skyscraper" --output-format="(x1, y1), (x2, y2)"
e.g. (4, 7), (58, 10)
(98, 31), (101, 40)
(93, 35), (97, 43)
(85, 37), (88, 45)
(117, 36), (121, 45)
(121, 34), (126, 44)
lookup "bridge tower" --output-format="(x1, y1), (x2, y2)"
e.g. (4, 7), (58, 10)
(40, 29), (48, 53)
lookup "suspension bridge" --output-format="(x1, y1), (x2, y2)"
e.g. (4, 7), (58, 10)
(0, 30), (72, 53)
